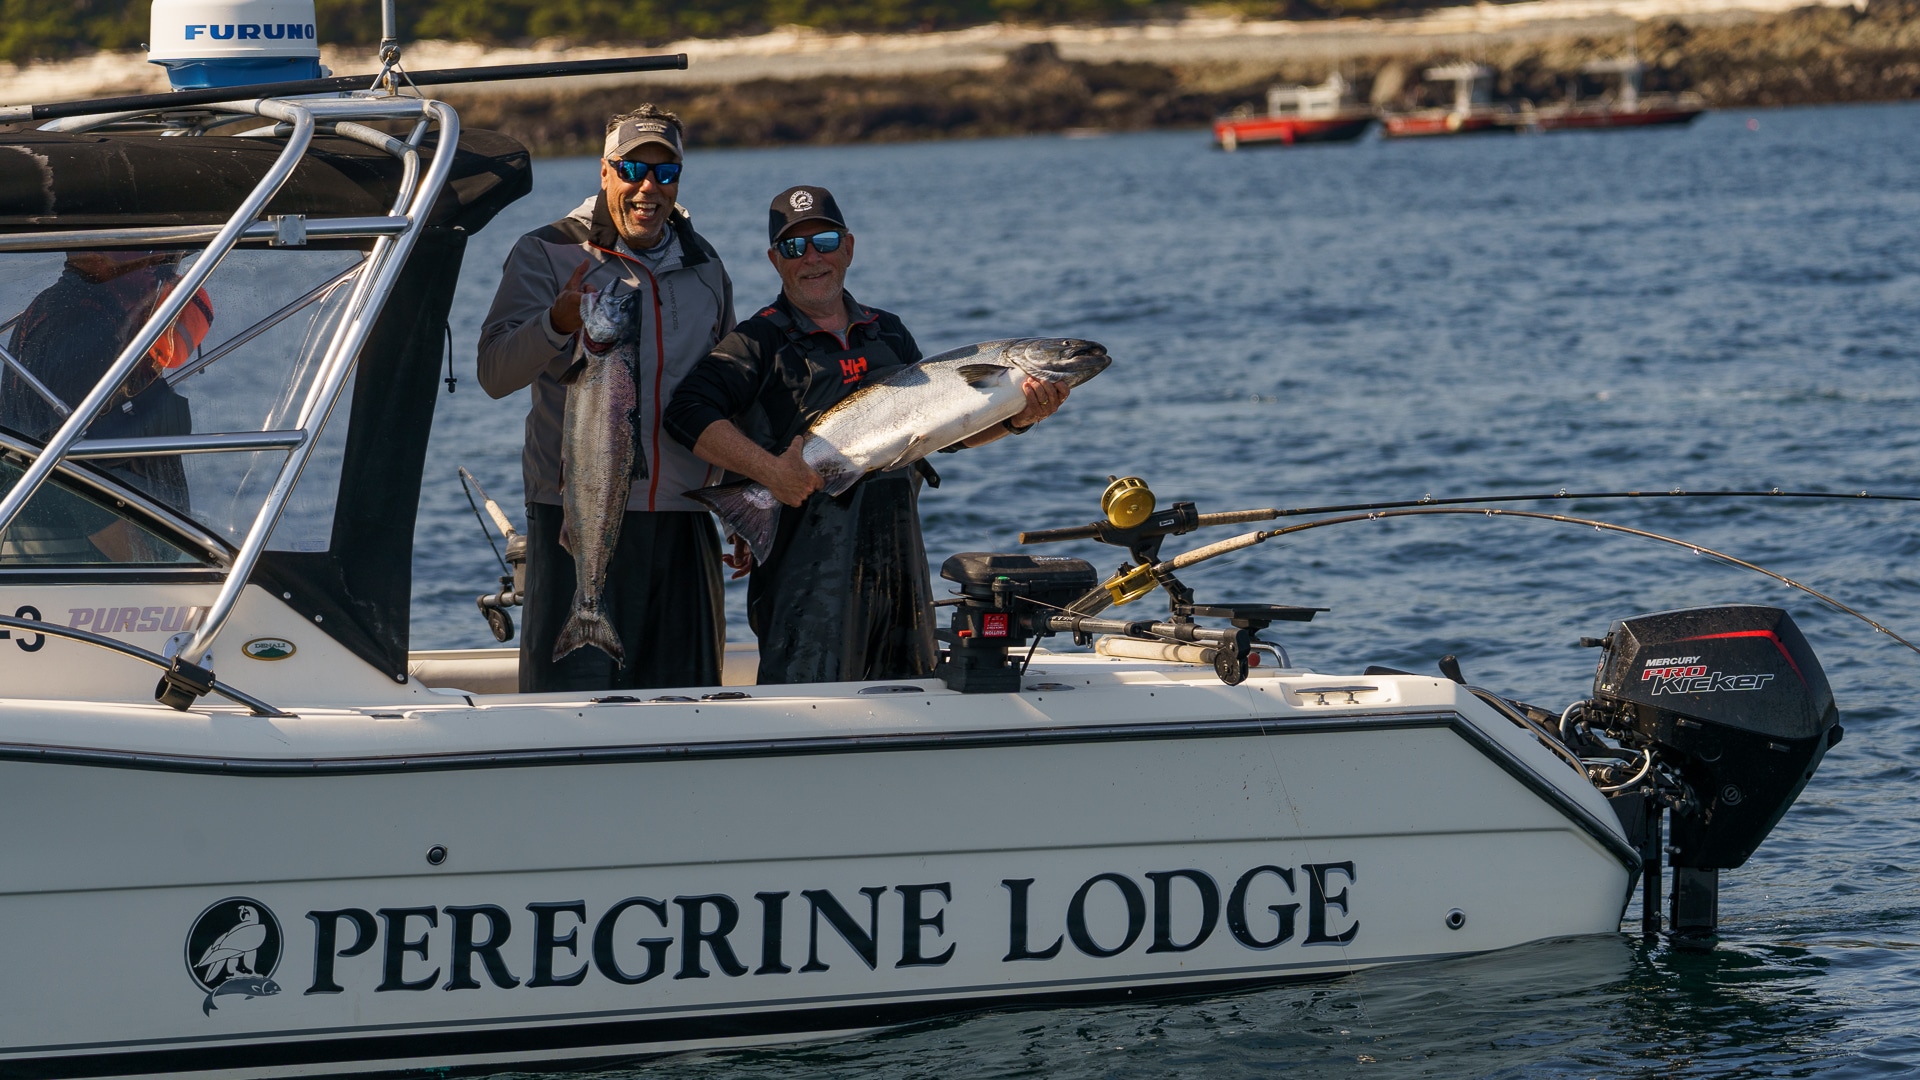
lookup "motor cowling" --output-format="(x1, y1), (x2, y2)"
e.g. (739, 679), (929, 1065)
(1592, 604), (1841, 870)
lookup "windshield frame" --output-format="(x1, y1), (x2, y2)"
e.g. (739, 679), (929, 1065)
(0, 427), (234, 577)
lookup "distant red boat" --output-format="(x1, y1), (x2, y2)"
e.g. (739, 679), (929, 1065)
(1214, 75), (1376, 150)
(1524, 60), (1706, 131)
(1379, 64), (1518, 139)
(1380, 110), (1514, 138)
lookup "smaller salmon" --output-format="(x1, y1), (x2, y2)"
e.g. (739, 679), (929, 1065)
(553, 288), (647, 664)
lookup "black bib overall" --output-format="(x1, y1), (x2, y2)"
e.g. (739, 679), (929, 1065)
(747, 312), (938, 685)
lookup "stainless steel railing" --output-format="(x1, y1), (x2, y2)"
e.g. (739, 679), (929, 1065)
(0, 91), (461, 707)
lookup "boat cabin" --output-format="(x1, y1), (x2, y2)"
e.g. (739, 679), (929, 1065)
(1265, 74), (1352, 119)
(1423, 63), (1495, 115)
(0, 96), (532, 708)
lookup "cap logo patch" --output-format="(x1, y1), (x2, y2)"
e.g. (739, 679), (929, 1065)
(790, 190), (816, 212)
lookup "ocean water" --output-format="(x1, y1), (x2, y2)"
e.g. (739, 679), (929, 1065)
(415, 103), (1920, 1077)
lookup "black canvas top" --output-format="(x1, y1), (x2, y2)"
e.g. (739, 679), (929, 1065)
(0, 129), (530, 234)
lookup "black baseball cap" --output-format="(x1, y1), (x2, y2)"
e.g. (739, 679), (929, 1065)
(768, 185), (847, 243)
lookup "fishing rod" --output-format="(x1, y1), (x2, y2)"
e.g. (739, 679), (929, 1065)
(0, 53), (688, 124)
(1021, 487), (1920, 544)
(1152, 506), (1920, 658)
(458, 467), (525, 642)
(1014, 476), (1920, 681)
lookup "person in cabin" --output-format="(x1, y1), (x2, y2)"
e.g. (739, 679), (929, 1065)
(664, 186), (1068, 686)
(0, 249), (210, 562)
(477, 106), (735, 693)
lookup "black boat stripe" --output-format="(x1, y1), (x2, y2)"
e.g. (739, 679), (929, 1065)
(10, 950), (1418, 1054)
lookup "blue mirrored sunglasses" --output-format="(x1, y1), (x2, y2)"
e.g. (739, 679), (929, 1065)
(610, 159), (682, 184)
(775, 231), (844, 259)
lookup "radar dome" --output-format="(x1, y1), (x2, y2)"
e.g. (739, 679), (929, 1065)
(148, 0), (322, 90)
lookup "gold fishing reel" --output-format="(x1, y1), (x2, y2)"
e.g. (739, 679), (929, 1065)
(1101, 564), (1159, 607)
(1098, 477), (1159, 606)
(1102, 476), (1155, 529)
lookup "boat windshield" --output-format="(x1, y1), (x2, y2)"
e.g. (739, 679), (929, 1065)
(0, 452), (211, 566)
(0, 246), (366, 559)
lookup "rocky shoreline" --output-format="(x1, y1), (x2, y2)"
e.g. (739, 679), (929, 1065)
(437, 0), (1920, 153)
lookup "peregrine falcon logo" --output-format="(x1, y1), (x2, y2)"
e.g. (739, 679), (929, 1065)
(185, 898), (283, 1016)
(790, 190), (815, 212)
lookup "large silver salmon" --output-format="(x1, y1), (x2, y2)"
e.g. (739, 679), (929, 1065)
(552, 288), (647, 664)
(688, 337), (1109, 563)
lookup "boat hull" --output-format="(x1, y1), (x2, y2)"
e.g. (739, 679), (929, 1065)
(0, 673), (1635, 1078)
(1214, 115), (1375, 150)
(1530, 104), (1707, 131)
(1381, 110), (1515, 138)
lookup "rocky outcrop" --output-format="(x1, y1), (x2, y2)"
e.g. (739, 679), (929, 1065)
(440, 1), (1920, 152)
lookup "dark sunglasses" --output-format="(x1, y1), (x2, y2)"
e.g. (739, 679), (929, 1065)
(609, 159), (682, 184)
(775, 231), (844, 259)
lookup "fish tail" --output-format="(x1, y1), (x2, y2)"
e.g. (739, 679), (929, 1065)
(552, 605), (624, 665)
(203, 991), (217, 1016)
(687, 480), (779, 564)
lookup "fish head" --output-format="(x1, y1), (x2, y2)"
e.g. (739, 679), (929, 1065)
(256, 978), (282, 997)
(999, 338), (1111, 389)
(578, 287), (643, 347)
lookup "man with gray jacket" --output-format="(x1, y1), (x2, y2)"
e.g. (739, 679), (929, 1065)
(478, 106), (735, 692)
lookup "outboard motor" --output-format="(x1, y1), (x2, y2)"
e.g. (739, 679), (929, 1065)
(1579, 605), (1842, 939)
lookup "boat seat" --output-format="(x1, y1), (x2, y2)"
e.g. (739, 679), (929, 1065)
(407, 642), (760, 694)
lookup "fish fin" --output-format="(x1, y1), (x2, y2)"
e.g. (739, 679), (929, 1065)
(630, 409), (649, 480)
(556, 356), (588, 385)
(812, 447), (865, 498)
(956, 363), (1008, 389)
(821, 470), (865, 498)
(552, 605), (623, 665)
(687, 480), (779, 564)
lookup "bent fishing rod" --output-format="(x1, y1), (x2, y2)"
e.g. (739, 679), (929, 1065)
(1021, 487), (1920, 544)
(1017, 476), (1920, 658)
(1152, 506), (1920, 658)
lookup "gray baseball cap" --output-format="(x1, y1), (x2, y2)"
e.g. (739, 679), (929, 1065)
(604, 116), (684, 161)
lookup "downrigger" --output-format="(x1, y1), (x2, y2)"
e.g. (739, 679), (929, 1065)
(934, 476), (1320, 692)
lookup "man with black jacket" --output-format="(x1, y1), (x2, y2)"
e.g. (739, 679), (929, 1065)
(664, 185), (1066, 685)
(478, 106), (735, 692)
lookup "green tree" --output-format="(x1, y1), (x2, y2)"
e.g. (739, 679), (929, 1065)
(1, 0), (146, 64)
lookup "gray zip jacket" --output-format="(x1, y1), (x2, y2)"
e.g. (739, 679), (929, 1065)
(478, 193), (735, 513)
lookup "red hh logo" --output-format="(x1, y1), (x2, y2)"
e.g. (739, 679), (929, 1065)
(840, 356), (868, 384)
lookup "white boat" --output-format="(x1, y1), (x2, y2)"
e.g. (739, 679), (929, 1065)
(0, 40), (1843, 1080)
